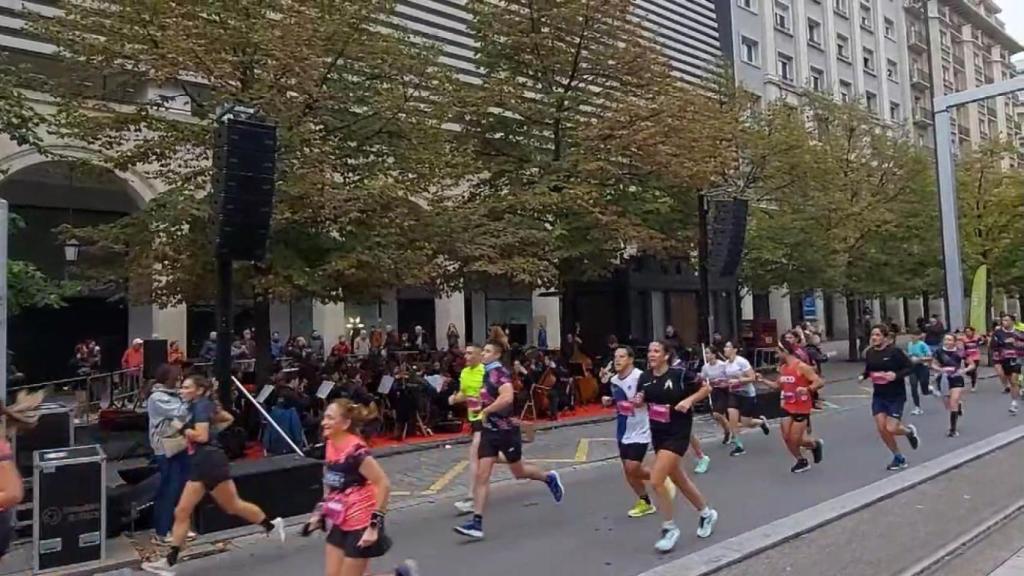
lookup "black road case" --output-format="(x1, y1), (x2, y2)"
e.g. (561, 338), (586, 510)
(14, 402), (74, 477)
(33, 445), (106, 572)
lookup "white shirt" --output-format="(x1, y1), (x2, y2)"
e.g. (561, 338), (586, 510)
(723, 356), (755, 397)
(700, 361), (729, 388)
(610, 368), (650, 445)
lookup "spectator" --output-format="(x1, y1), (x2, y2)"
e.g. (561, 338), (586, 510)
(309, 330), (325, 361)
(537, 321), (548, 349)
(399, 332), (412, 351)
(353, 330), (371, 357)
(146, 364), (191, 546)
(664, 325), (683, 354)
(446, 323), (460, 351)
(167, 340), (185, 365)
(370, 324), (385, 352)
(924, 314), (945, 354)
(121, 339), (144, 373)
(85, 339), (102, 370)
(413, 325), (431, 353)
(242, 328), (257, 358)
(198, 332), (217, 363)
(330, 335), (351, 359)
(230, 336), (248, 360)
(270, 331), (284, 360)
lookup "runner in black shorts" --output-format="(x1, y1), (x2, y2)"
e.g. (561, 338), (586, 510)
(454, 340), (564, 540)
(636, 340), (718, 553)
(991, 314), (1022, 414)
(142, 376), (286, 576)
(861, 325), (921, 472)
(931, 334), (974, 437)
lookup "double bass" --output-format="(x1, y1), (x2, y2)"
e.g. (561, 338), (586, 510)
(569, 336), (600, 406)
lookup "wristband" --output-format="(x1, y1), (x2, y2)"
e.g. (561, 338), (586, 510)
(370, 511), (385, 529)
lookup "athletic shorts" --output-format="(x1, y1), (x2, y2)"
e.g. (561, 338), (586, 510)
(780, 409), (810, 423)
(727, 393), (758, 418)
(650, 421), (692, 458)
(872, 396), (905, 420)
(478, 429), (523, 463)
(1000, 360), (1021, 375)
(188, 447), (231, 491)
(710, 388), (729, 415)
(470, 420), (484, 433)
(945, 376), (965, 390)
(618, 442), (648, 463)
(326, 525), (393, 558)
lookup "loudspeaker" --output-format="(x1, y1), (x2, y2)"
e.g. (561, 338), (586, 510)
(214, 118), (277, 262)
(193, 454), (321, 534)
(143, 339), (168, 380)
(708, 199), (749, 278)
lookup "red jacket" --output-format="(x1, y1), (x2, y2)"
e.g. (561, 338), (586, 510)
(121, 347), (143, 370)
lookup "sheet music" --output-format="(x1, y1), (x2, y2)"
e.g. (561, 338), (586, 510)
(316, 380), (335, 399)
(255, 385), (274, 404)
(378, 375), (395, 395)
(425, 374), (445, 392)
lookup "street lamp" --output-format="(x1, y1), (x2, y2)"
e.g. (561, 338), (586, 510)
(63, 238), (81, 264)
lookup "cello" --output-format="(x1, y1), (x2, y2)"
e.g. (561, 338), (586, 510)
(569, 337), (600, 406)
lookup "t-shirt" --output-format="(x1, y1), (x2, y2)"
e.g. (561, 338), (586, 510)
(934, 348), (966, 384)
(906, 340), (931, 361)
(186, 397), (220, 452)
(480, 361), (517, 431)
(723, 356), (755, 397)
(863, 345), (913, 399)
(638, 368), (700, 438)
(700, 362), (729, 389)
(459, 364), (485, 422)
(610, 368), (650, 445)
(324, 435), (376, 531)
(992, 328), (1020, 361)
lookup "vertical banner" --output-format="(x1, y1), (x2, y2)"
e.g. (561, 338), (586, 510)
(969, 264), (987, 331)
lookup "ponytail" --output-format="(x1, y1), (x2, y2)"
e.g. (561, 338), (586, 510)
(330, 399), (379, 434)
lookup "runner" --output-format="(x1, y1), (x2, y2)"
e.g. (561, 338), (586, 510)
(991, 314), (1021, 414)
(634, 340), (718, 553)
(454, 340), (564, 540)
(931, 334), (974, 437)
(700, 347), (735, 446)
(906, 330), (932, 415)
(959, 327), (982, 392)
(300, 400), (420, 576)
(448, 344), (485, 515)
(719, 342), (770, 457)
(861, 325), (920, 471)
(600, 346), (674, 518)
(142, 376), (286, 576)
(757, 341), (823, 473)
(669, 352), (711, 474)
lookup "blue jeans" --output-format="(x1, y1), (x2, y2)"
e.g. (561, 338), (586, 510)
(153, 452), (190, 537)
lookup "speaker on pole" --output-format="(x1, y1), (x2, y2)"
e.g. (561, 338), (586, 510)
(708, 199), (749, 278)
(213, 117), (277, 262)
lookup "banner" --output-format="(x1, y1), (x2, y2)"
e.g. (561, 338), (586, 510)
(969, 264), (987, 331)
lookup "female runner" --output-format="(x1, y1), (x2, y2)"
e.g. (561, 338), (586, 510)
(959, 327), (982, 391)
(932, 334), (975, 437)
(758, 341), (823, 472)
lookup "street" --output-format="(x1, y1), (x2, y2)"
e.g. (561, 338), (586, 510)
(146, 365), (1024, 576)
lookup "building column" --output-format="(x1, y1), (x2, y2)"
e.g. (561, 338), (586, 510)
(470, 291), (486, 344)
(769, 288), (792, 330)
(435, 292), (465, 350)
(531, 289), (560, 349)
(312, 301), (346, 352)
(741, 291), (754, 321)
(831, 295), (850, 340)
(129, 304), (187, 346)
(651, 291), (666, 341)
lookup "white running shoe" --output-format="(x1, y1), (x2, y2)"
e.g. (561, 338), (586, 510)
(396, 559), (421, 576)
(270, 517), (286, 543)
(1011, 401), (1020, 415)
(454, 499), (474, 515)
(654, 525), (681, 553)
(910, 407), (924, 416)
(140, 558), (175, 576)
(697, 508), (718, 538)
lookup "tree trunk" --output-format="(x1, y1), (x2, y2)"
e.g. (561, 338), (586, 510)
(253, 295), (272, 389)
(846, 296), (859, 361)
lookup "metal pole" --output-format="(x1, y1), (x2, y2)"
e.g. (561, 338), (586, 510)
(215, 255), (234, 409)
(0, 200), (8, 403)
(231, 376), (303, 457)
(934, 109), (966, 330)
(697, 194), (711, 344)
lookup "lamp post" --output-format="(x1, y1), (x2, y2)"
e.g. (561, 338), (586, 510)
(63, 238), (80, 280)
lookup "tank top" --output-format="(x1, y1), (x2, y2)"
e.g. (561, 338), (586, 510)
(779, 361), (813, 415)
(324, 435), (377, 531)
(960, 336), (980, 360)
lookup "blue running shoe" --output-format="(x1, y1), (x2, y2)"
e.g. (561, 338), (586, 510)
(454, 517), (483, 540)
(886, 454), (908, 471)
(546, 471), (564, 503)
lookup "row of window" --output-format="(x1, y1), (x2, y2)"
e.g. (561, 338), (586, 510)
(740, 0), (897, 40)
(740, 35), (901, 83)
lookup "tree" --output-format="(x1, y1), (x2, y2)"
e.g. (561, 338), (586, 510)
(436, 0), (742, 295)
(742, 94), (937, 358)
(31, 0), (462, 307)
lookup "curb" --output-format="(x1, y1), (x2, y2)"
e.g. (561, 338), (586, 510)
(637, 422), (1024, 576)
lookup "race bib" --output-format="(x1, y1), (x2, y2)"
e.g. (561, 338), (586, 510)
(321, 492), (347, 526)
(616, 401), (636, 417)
(781, 391), (797, 404)
(941, 366), (957, 374)
(711, 379), (729, 389)
(728, 379), (744, 391)
(869, 372), (890, 385)
(648, 403), (671, 423)
(466, 397), (483, 411)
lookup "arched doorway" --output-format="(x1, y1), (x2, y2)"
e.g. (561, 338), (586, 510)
(0, 159), (145, 381)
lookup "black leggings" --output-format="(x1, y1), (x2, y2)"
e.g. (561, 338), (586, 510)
(909, 364), (930, 407)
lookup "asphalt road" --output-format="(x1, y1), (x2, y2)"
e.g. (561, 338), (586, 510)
(148, 373), (1024, 576)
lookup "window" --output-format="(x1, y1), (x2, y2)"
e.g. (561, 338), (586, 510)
(886, 58), (898, 81)
(837, 34), (850, 61)
(741, 36), (761, 66)
(889, 101), (902, 122)
(865, 91), (878, 112)
(840, 80), (852, 102)
(863, 47), (876, 74)
(738, 0), (756, 12)
(834, 0), (848, 16)
(775, 1), (792, 33)
(807, 19), (823, 46)
(777, 52), (795, 83)
(860, 3), (873, 30)
(810, 67), (825, 91)
(883, 18), (895, 40)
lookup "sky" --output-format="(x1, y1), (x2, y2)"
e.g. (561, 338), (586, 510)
(996, 0), (1024, 50)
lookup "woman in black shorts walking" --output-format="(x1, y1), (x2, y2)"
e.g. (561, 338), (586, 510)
(635, 340), (719, 553)
(142, 376), (286, 576)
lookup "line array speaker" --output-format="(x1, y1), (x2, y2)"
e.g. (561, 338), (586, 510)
(708, 198), (749, 279)
(214, 118), (277, 261)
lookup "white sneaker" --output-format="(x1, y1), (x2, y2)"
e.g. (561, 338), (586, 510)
(654, 525), (681, 553)
(454, 499), (474, 515)
(1011, 401), (1019, 415)
(697, 508), (718, 538)
(910, 407), (924, 416)
(269, 517), (286, 543)
(186, 530), (198, 542)
(141, 558), (175, 576)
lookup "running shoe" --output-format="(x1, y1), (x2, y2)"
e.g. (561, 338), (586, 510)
(654, 525), (681, 553)
(696, 509), (718, 538)
(694, 455), (710, 474)
(140, 558), (175, 576)
(790, 458), (810, 474)
(627, 499), (657, 518)
(269, 517), (286, 543)
(721, 431), (732, 445)
(454, 518), (484, 540)
(1010, 400), (1019, 415)
(454, 499), (474, 515)
(760, 419), (770, 435)
(395, 559), (421, 576)
(947, 429), (960, 438)
(811, 439), (824, 464)
(1004, 386), (1011, 394)
(906, 424), (920, 450)
(729, 444), (746, 457)
(886, 455), (908, 471)
(545, 471), (564, 503)
(910, 407), (924, 416)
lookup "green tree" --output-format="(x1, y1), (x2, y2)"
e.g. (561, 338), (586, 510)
(31, 0), (462, 306)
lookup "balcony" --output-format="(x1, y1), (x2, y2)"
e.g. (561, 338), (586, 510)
(908, 29), (928, 53)
(914, 106), (934, 126)
(911, 68), (931, 88)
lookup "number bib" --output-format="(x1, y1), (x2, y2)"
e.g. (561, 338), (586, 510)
(648, 403), (671, 423)
(616, 401), (635, 417)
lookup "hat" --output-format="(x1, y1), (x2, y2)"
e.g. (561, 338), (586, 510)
(132, 338), (144, 346)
